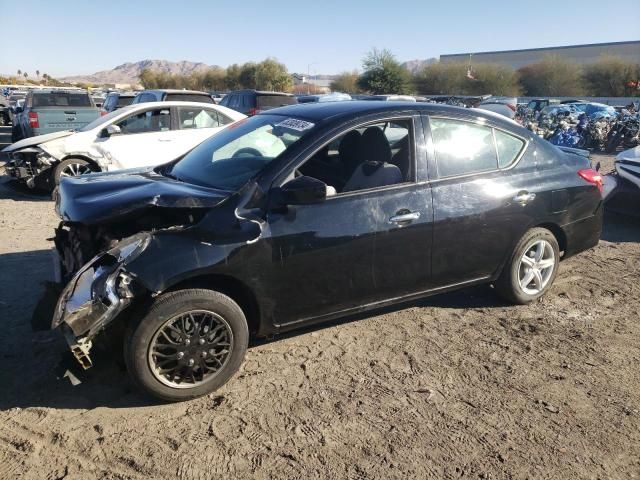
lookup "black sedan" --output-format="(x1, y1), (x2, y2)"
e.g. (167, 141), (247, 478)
(49, 101), (603, 401)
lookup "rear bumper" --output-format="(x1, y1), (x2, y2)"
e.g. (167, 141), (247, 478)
(562, 207), (603, 258)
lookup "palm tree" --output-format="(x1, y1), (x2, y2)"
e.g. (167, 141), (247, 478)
(23, 72), (28, 83)
(42, 73), (48, 85)
(36, 70), (40, 81)
(17, 69), (21, 84)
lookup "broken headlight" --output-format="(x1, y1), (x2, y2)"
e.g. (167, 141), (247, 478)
(108, 233), (151, 265)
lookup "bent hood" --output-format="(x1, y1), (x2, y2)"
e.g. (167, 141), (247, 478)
(2, 130), (75, 153)
(57, 168), (231, 225)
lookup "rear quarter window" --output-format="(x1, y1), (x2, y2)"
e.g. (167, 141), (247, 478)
(494, 130), (525, 168)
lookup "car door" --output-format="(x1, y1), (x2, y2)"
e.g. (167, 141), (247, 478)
(424, 114), (533, 286)
(366, 116), (434, 299)
(264, 114), (433, 327)
(95, 106), (175, 170)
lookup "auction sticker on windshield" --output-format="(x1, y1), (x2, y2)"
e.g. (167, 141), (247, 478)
(276, 118), (315, 131)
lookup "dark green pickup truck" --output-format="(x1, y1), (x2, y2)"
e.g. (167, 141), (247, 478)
(11, 89), (99, 142)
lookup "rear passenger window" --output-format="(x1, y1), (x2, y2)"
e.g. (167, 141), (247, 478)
(494, 129), (525, 168)
(178, 107), (231, 129)
(431, 118), (497, 177)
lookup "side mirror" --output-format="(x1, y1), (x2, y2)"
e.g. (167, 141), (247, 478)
(104, 124), (121, 137)
(277, 176), (327, 205)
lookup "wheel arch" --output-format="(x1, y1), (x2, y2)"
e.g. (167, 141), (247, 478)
(60, 154), (103, 172)
(533, 222), (567, 255)
(163, 274), (262, 336)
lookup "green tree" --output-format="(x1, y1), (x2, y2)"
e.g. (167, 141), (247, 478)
(413, 62), (468, 95)
(330, 71), (361, 93)
(239, 62), (258, 89)
(139, 68), (158, 88)
(225, 64), (242, 90)
(357, 48), (411, 94)
(202, 67), (227, 91)
(518, 55), (584, 96)
(583, 55), (640, 97)
(254, 58), (292, 91)
(414, 62), (521, 96)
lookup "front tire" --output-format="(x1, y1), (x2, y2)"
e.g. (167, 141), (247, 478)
(53, 158), (94, 185)
(124, 289), (249, 402)
(494, 228), (560, 305)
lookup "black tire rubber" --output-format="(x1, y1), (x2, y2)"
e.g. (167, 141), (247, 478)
(53, 158), (92, 185)
(494, 227), (560, 305)
(124, 289), (249, 402)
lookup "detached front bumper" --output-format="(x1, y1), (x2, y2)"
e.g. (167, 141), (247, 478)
(52, 234), (151, 369)
(52, 255), (131, 368)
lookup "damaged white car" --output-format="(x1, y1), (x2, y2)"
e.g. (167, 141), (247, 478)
(2, 101), (245, 191)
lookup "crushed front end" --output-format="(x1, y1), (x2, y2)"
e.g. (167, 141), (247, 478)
(51, 234), (151, 369)
(5, 147), (57, 189)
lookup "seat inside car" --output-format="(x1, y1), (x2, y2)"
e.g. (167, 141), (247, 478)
(343, 127), (402, 192)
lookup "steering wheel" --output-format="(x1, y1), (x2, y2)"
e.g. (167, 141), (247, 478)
(233, 147), (263, 158)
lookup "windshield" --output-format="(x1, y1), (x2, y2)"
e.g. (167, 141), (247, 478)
(168, 114), (315, 190)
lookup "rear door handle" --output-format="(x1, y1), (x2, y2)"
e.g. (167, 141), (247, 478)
(389, 211), (421, 224)
(513, 191), (536, 205)
(158, 138), (173, 142)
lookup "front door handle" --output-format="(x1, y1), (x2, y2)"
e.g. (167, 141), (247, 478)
(389, 211), (421, 224)
(513, 191), (536, 205)
(158, 138), (173, 142)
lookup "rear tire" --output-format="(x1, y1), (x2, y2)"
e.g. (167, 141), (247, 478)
(494, 228), (560, 305)
(124, 289), (249, 402)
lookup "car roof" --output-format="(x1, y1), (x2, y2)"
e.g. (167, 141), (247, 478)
(140, 89), (210, 95)
(226, 89), (295, 96)
(260, 100), (520, 128)
(116, 101), (230, 112)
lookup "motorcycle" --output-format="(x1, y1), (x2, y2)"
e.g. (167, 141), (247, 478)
(606, 112), (640, 153)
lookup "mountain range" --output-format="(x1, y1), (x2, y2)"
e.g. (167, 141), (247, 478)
(60, 59), (219, 85)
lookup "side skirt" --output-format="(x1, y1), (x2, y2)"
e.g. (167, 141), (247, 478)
(274, 276), (492, 333)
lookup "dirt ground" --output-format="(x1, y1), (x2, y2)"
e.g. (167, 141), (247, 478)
(0, 147), (638, 480)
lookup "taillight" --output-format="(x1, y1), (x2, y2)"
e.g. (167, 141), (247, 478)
(507, 103), (517, 112)
(100, 111), (108, 116)
(28, 111), (39, 128)
(248, 108), (258, 116)
(577, 168), (603, 194)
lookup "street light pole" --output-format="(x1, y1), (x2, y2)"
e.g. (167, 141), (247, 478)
(307, 62), (318, 95)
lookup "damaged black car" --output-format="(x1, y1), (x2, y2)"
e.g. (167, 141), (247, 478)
(47, 102), (603, 401)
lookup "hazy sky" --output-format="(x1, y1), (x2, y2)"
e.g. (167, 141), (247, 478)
(2, 0), (638, 77)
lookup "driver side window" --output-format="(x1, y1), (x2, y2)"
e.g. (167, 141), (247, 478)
(295, 119), (413, 195)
